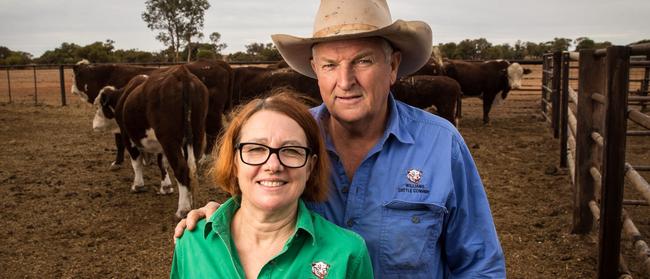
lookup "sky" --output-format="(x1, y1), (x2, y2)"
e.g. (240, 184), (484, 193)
(1, 0), (649, 58)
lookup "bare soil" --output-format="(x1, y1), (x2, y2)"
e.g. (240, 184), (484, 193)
(1, 68), (649, 278)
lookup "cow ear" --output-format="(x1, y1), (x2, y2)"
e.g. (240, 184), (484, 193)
(100, 92), (111, 107)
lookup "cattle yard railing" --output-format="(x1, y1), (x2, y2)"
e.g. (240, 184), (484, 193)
(0, 61), (277, 106)
(547, 44), (650, 278)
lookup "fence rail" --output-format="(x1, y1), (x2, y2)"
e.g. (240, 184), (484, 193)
(543, 44), (650, 278)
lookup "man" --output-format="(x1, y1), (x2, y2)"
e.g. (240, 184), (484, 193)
(176, 0), (506, 277)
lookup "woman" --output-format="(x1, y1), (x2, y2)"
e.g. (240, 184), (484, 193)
(171, 91), (373, 279)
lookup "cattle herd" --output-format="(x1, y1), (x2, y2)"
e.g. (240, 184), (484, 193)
(71, 55), (531, 218)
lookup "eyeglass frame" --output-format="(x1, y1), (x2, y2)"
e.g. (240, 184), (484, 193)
(236, 142), (313, 168)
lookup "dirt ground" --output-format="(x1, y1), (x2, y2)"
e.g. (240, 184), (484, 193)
(1, 71), (649, 278)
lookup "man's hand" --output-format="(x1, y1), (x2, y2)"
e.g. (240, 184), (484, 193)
(173, 201), (220, 244)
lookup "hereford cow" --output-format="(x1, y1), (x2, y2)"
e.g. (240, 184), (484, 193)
(443, 59), (531, 124)
(93, 65), (209, 218)
(230, 67), (321, 110)
(183, 59), (233, 157)
(73, 59), (232, 168)
(391, 75), (461, 126)
(72, 60), (156, 104)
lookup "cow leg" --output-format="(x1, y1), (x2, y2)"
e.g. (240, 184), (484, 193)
(157, 154), (173, 195)
(128, 147), (147, 193)
(482, 94), (495, 124)
(164, 145), (195, 219)
(109, 133), (125, 171)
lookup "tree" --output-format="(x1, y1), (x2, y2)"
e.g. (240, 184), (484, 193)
(209, 32), (228, 54)
(142, 0), (210, 62)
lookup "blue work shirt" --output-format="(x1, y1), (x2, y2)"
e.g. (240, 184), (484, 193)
(307, 94), (506, 278)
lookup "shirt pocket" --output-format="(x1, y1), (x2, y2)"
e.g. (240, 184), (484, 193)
(380, 200), (446, 272)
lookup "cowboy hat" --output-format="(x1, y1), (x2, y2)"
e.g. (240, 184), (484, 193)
(271, 0), (432, 78)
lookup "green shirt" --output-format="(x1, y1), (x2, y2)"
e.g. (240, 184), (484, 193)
(171, 197), (373, 279)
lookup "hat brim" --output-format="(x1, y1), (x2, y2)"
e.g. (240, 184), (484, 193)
(271, 19), (432, 79)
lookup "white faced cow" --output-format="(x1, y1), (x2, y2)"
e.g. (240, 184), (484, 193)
(93, 66), (208, 218)
(443, 59), (532, 124)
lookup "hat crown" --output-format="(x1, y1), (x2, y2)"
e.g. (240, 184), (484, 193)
(313, 0), (392, 38)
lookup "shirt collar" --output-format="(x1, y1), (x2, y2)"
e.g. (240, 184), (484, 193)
(204, 197), (318, 246)
(311, 93), (414, 153)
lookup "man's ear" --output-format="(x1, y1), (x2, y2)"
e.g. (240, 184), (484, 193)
(390, 51), (402, 84)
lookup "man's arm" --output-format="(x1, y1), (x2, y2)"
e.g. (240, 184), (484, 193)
(444, 137), (506, 277)
(173, 201), (220, 242)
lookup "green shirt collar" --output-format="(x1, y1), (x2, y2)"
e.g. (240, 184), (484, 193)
(204, 196), (318, 246)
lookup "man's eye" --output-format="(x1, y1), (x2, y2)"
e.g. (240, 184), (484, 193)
(356, 59), (373, 65)
(322, 63), (335, 70)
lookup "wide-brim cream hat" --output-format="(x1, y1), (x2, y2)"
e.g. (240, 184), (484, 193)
(271, 0), (432, 79)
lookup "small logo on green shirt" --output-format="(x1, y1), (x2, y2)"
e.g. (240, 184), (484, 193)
(311, 261), (330, 279)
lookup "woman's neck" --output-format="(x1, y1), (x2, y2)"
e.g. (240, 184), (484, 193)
(230, 201), (298, 279)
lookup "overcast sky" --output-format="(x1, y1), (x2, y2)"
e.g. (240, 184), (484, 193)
(1, 0), (649, 57)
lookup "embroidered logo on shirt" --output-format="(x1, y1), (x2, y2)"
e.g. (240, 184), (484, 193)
(311, 261), (330, 279)
(406, 169), (423, 184)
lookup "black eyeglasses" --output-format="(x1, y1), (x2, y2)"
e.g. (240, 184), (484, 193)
(236, 142), (312, 168)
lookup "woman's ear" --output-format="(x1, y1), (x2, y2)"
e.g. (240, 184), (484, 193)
(309, 154), (318, 173)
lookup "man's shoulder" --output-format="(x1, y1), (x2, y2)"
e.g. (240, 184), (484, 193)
(395, 100), (458, 136)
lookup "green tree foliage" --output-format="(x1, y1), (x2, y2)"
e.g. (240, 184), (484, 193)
(209, 32), (228, 54)
(142, 0), (210, 62)
(0, 46), (33, 65)
(36, 42), (82, 64)
(574, 37), (612, 51)
(227, 42), (281, 62)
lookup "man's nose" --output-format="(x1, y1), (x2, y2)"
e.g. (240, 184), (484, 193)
(337, 65), (356, 90)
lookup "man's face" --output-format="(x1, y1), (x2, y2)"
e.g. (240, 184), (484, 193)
(310, 38), (401, 126)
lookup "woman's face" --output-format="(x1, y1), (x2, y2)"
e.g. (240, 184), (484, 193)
(236, 110), (314, 213)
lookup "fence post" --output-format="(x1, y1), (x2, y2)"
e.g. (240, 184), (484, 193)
(641, 55), (650, 111)
(573, 49), (598, 234)
(541, 54), (548, 114)
(597, 45), (630, 279)
(559, 52), (570, 168)
(59, 65), (67, 106)
(32, 65), (38, 105)
(6, 67), (11, 103)
(551, 51), (562, 138)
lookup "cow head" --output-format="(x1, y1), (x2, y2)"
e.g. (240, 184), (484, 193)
(72, 59), (108, 104)
(506, 62), (529, 89)
(92, 86), (120, 133)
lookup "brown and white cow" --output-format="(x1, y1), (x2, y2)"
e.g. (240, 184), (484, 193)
(93, 65), (209, 218)
(73, 60), (157, 169)
(443, 59), (531, 124)
(391, 75), (462, 126)
(73, 59), (232, 168)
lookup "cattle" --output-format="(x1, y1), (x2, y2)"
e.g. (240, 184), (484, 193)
(72, 60), (156, 104)
(443, 59), (531, 124)
(230, 67), (321, 110)
(73, 59), (232, 168)
(183, 59), (233, 157)
(93, 65), (209, 218)
(391, 75), (461, 126)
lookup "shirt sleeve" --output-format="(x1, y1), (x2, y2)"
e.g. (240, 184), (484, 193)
(444, 136), (506, 278)
(170, 243), (182, 279)
(346, 238), (374, 279)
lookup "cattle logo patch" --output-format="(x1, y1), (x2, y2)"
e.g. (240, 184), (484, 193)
(407, 169), (423, 184)
(311, 261), (330, 279)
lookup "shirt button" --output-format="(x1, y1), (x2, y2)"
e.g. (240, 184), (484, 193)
(411, 216), (420, 224)
(346, 219), (354, 227)
(341, 186), (349, 193)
